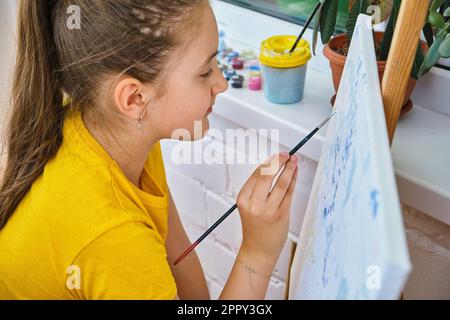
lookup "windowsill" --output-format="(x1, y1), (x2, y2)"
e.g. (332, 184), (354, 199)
(213, 41), (450, 227)
(212, 0), (450, 226)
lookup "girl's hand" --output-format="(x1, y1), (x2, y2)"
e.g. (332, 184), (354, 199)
(237, 152), (299, 262)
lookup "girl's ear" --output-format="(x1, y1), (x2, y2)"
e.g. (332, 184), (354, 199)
(113, 77), (152, 120)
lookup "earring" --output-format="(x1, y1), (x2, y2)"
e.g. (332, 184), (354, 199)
(137, 113), (144, 130)
(138, 102), (150, 130)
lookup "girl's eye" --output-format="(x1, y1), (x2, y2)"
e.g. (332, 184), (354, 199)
(201, 69), (213, 79)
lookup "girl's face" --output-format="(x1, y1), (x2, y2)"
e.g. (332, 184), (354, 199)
(145, 4), (228, 141)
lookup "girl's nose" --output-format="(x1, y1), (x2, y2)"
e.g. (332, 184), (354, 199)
(214, 73), (229, 95)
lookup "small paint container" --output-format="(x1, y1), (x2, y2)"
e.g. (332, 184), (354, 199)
(248, 77), (262, 91)
(223, 69), (236, 81)
(248, 65), (262, 78)
(259, 36), (311, 104)
(218, 64), (228, 73)
(246, 59), (260, 69)
(231, 57), (245, 70)
(231, 75), (244, 89)
(219, 48), (233, 62)
(240, 49), (257, 61)
(226, 51), (239, 63)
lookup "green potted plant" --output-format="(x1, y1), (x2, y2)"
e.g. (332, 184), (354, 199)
(418, 0), (450, 76)
(314, 0), (449, 114)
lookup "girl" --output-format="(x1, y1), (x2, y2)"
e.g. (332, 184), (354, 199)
(0, 0), (299, 300)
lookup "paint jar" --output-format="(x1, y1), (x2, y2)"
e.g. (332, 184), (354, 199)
(231, 57), (245, 70)
(259, 36), (311, 104)
(240, 49), (257, 61)
(248, 65), (262, 78)
(219, 48), (233, 62)
(223, 69), (236, 81)
(246, 59), (260, 69)
(231, 75), (244, 89)
(248, 77), (262, 91)
(226, 51), (239, 63)
(218, 64), (228, 73)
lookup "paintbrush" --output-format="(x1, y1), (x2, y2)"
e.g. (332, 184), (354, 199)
(173, 111), (337, 266)
(289, 2), (322, 54)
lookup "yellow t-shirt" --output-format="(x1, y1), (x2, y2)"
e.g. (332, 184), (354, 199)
(0, 110), (177, 300)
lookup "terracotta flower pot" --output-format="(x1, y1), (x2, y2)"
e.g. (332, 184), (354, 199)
(323, 32), (428, 115)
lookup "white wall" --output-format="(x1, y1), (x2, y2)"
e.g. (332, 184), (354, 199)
(0, 0), (17, 171)
(0, 0), (16, 115)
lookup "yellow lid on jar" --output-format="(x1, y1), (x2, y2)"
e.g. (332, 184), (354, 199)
(259, 35), (311, 68)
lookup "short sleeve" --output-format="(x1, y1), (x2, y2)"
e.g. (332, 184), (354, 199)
(68, 221), (177, 300)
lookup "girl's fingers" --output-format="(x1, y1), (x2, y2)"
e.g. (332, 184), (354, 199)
(251, 153), (291, 202)
(268, 156), (298, 206)
(239, 155), (277, 202)
(278, 165), (299, 214)
(238, 162), (264, 200)
(238, 177), (255, 201)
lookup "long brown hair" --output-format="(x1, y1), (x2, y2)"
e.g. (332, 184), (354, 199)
(0, 0), (207, 229)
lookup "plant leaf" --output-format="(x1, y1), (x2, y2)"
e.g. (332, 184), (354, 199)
(411, 42), (425, 80)
(430, 0), (445, 12)
(444, 6), (450, 17)
(418, 32), (446, 77)
(429, 11), (446, 29)
(320, 0), (339, 44)
(346, 0), (370, 40)
(439, 34), (450, 58)
(312, 2), (324, 55)
(379, 0), (401, 61)
(423, 22), (435, 47)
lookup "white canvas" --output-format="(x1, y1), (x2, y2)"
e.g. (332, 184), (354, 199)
(289, 15), (411, 300)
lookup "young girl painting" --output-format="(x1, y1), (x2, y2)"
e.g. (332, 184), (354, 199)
(0, 0), (299, 300)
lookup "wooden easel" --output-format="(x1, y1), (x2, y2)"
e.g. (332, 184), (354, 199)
(382, 0), (430, 144)
(380, 0), (429, 300)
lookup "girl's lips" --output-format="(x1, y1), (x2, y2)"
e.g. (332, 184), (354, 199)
(207, 107), (213, 113)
